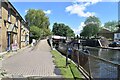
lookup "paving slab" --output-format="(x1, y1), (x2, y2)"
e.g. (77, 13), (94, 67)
(2, 39), (59, 77)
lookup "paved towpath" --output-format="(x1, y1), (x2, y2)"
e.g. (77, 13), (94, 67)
(2, 39), (58, 77)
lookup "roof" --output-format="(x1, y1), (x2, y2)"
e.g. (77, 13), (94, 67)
(115, 28), (120, 33)
(3, 0), (25, 23)
(98, 29), (113, 34)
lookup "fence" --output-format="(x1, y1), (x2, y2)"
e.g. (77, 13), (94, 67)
(58, 42), (120, 80)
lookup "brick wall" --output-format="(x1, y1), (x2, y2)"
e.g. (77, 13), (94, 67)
(0, 1), (1, 52)
(0, 2), (28, 52)
(1, 2), (8, 52)
(1, 2), (21, 52)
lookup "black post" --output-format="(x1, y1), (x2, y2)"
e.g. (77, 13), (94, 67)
(77, 35), (79, 49)
(66, 34), (68, 67)
(118, 65), (120, 80)
(66, 44), (68, 67)
(77, 35), (80, 67)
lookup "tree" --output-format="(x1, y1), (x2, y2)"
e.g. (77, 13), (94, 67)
(84, 16), (101, 26)
(80, 16), (101, 38)
(52, 23), (75, 37)
(104, 21), (118, 32)
(80, 23), (99, 38)
(30, 26), (41, 39)
(25, 9), (51, 39)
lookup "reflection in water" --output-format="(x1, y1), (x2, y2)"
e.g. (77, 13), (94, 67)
(58, 43), (119, 78)
(86, 47), (120, 64)
(85, 47), (119, 78)
(89, 57), (117, 78)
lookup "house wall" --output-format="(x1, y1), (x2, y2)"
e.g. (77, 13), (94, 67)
(17, 19), (21, 49)
(0, 2), (23, 52)
(114, 33), (120, 40)
(1, 2), (8, 52)
(0, 1), (2, 52)
(0, 1), (29, 52)
(98, 33), (114, 40)
(21, 25), (29, 48)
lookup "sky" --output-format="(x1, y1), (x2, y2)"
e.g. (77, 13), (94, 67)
(10, 1), (118, 35)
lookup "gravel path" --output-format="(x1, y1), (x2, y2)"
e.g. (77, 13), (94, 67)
(2, 39), (58, 77)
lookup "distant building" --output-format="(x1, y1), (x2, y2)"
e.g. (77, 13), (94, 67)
(114, 27), (120, 41)
(98, 28), (113, 40)
(0, 0), (29, 52)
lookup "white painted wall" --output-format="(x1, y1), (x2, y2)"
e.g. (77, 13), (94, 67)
(114, 33), (120, 40)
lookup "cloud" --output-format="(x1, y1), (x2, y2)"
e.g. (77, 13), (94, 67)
(25, 10), (28, 13)
(76, 0), (102, 4)
(65, 0), (102, 17)
(43, 10), (51, 15)
(9, 0), (119, 2)
(73, 22), (85, 35)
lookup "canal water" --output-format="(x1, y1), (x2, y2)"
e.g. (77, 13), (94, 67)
(58, 43), (120, 79)
(81, 46), (120, 79)
(86, 46), (120, 64)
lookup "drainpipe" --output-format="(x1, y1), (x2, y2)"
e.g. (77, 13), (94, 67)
(8, 32), (11, 51)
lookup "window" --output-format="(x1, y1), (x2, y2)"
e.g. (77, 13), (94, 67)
(8, 8), (11, 22)
(16, 17), (18, 26)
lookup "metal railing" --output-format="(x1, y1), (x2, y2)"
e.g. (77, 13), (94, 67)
(58, 43), (120, 80)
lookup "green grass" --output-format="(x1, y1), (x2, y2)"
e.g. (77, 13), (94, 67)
(51, 50), (83, 79)
(69, 61), (83, 79)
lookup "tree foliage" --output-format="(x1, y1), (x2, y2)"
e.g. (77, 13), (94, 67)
(52, 23), (75, 37)
(80, 24), (99, 38)
(104, 21), (118, 32)
(30, 26), (41, 39)
(80, 16), (101, 38)
(84, 16), (101, 26)
(25, 9), (51, 39)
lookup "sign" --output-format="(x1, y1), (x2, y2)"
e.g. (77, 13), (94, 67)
(12, 44), (18, 51)
(68, 48), (72, 55)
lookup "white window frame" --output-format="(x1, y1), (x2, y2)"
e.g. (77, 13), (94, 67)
(16, 17), (18, 26)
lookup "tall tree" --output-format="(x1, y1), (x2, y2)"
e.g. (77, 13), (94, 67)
(25, 9), (51, 39)
(80, 23), (99, 38)
(84, 16), (101, 26)
(30, 26), (41, 39)
(80, 16), (101, 38)
(52, 23), (75, 37)
(104, 21), (118, 32)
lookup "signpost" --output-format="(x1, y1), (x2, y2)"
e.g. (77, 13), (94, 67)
(66, 40), (72, 67)
(77, 35), (80, 67)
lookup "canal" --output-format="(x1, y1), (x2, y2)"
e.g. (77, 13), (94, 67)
(86, 46), (120, 64)
(84, 46), (120, 79)
(58, 43), (120, 79)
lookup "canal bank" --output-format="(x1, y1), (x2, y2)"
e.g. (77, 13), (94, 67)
(51, 50), (84, 79)
(57, 42), (120, 79)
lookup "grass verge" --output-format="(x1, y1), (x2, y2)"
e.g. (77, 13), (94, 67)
(51, 50), (83, 79)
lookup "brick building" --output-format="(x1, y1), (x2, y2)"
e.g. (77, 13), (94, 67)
(0, 0), (29, 52)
